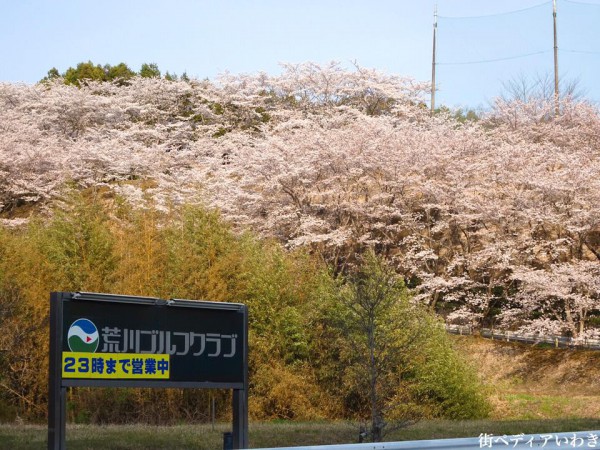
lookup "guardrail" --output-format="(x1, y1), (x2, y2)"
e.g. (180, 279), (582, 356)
(247, 430), (600, 450)
(446, 324), (600, 350)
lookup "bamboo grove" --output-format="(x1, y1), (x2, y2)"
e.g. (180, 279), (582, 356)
(0, 191), (488, 425)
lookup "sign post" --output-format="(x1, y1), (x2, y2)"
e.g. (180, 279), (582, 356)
(48, 292), (248, 449)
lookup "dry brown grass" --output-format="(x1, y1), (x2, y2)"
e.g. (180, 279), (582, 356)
(451, 335), (600, 420)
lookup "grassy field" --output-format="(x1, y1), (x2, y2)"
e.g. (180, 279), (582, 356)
(2, 336), (599, 449)
(2, 418), (600, 450)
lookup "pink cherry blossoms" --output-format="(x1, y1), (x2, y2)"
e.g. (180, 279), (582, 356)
(1, 62), (598, 338)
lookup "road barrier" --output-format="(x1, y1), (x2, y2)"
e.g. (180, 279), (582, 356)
(446, 324), (600, 350)
(248, 430), (600, 450)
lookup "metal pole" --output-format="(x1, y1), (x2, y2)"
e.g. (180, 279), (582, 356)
(232, 389), (248, 449)
(48, 293), (67, 450)
(553, 0), (559, 116)
(212, 395), (216, 431)
(232, 305), (249, 449)
(431, 4), (438, 114)
(223, 432), (234, 450)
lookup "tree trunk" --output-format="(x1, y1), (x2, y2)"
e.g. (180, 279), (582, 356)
(368, 317), (383, 442)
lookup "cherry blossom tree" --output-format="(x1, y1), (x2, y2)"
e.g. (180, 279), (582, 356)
(0, 62), (598, 337)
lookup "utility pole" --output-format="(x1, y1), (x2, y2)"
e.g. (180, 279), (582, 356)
(553, 0), (559, 116)
(431, 4), (437, 114)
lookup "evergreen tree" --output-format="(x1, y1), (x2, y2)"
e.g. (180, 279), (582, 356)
(63, 61), (107, 85)
(140, 63), (161, 78)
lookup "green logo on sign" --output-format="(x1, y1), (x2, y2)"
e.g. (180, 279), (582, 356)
(67, 319), (99, 353)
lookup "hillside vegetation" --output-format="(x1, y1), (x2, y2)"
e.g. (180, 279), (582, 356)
(0, 192), (487, 426)
(1, 62), (598, 339)
(0, 62), (599, 426)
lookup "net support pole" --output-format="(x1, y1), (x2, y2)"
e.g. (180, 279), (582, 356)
(431, 4), (438, 114)
(553, 0), (559, 116)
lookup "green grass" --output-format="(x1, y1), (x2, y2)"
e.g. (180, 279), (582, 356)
(2, 419), (600, 449)
(496, 394), (596, 420)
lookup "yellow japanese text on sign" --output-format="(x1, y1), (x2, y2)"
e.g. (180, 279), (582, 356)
(62, 352), (170, 379)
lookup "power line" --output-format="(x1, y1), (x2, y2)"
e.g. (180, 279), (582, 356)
(434, 0), (600, 103)
(562, 0), (600, 6)
(561, 48), (600, 55)
(438, 1), (551, 20)
(437, 50), (552, 66)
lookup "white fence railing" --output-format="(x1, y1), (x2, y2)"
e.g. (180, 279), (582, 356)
(248, 430), (600, 450)
(446, 324), (600, 350)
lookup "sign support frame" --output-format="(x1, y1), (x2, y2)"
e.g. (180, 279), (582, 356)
(233, 306), (249, 450)
(47, 291), (249, 450)
(48, 292), (66, 449)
